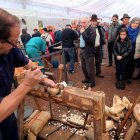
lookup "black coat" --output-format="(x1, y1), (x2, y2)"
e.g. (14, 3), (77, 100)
(114, 40), (132, 58)
(81, 25), (96, 57)
(62, 28), (78, 48)
(32, 31), (41, 38)
(96, 26), (106, 46)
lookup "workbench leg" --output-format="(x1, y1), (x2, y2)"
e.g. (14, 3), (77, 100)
(17, 99), (24, 140)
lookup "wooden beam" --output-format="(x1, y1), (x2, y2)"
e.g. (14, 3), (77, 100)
(17, 99), (24, 140)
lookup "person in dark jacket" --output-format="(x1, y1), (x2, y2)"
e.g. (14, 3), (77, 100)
(55, 29), (62, 43)
(80, 17), (96, 87)
(32, 28), (41, 38)
(107, 14), (120, 67)
(62, 24), (78, 73)
(90, 14), (105, 78)
(114, 28), (132, 89)
(21, 29), (31, 47)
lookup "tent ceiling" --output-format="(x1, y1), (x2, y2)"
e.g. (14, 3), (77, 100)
(30, 0), (140, 18)
(1, 0), (140, 20)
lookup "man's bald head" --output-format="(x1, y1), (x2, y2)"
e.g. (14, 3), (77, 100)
(80, 16), (90, 29)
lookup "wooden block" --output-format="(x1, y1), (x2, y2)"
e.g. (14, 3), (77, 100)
(61, 87), (105, 115)
(17, 99), (24, 140)
(25, 111), (51, 135)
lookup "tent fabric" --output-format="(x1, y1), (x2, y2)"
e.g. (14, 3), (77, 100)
(0, 0), (140, 21)
(31, 0), (140, 18)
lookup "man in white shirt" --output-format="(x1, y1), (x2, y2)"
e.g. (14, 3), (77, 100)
(90, 14), (105, 78)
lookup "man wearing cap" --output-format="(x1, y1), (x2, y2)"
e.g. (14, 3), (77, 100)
(107, 14), (120, 67)
(90, 14), (105, 78)
(117, 13), (130, 35)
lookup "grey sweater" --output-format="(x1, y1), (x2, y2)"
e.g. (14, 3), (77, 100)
(108, 23), (120, 42)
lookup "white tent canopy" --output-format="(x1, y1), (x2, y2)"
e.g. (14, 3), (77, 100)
(1, 0), (140, 21)
(31, 0), (140, 18)
(1, 0), (140, 34)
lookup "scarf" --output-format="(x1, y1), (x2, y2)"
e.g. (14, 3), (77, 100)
(128, 26), (139, 45)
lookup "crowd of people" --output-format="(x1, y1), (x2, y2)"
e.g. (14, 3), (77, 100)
(59, 13), (140, 90)
(19, 13), (140, 91)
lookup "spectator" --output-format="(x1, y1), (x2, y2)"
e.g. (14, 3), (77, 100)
(80, 17), (96, 87)
(42, 28), (53, 46)
(21, 29), (31, 48)
(107, 14), (120, 67)
(55, 28), (62, 43)
(62, 24), (78, 73)
(117, 13), (130, 35)
(90, 14), (105, 78)
(48, 29), (55, 44)
(114, 28), (132, 89)
(127, 17), (140, 83)
(26, 37), (46, 66)
(32, 28), (41, 38)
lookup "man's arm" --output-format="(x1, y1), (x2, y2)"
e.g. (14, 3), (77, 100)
(0, 68), (41, 122)
(0, 83), (31, 122)
(82, 26), (96, 45)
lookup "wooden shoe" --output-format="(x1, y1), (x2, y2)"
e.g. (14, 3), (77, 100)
(122, 96), (132, 110)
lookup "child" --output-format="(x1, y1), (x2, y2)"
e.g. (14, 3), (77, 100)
(114, 28), (132, 89)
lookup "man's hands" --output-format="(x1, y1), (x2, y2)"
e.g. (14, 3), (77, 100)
(117, 56), (122, 60)
(80, 28), (85, 33)
(41, 78), (57, 88)
(22, 68), (42, 89)
(22, 65), (57, 90)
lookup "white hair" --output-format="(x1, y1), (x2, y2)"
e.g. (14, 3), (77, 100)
(80, 16), (90, 22)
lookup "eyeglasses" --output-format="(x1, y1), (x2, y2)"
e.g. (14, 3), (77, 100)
(2, 38), (19, 48)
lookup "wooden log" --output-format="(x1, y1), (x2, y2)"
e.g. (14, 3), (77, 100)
(24, 110), (40, 123)
(133, 104), (140, 124)
(17, 99), (24, 140)
(14, 76), (25, 140)
(102, 94), (106, 133)
(124, 121), (138, 140)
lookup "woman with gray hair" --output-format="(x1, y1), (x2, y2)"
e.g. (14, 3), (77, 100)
(127, 17), (140, 82)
